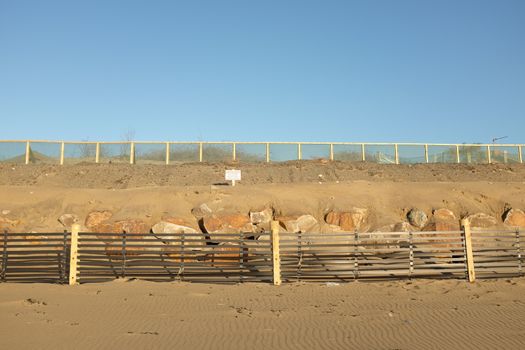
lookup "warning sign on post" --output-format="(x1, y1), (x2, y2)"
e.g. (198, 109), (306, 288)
(225, 169), (241, 186)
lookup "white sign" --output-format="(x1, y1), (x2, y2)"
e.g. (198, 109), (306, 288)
(225, 169), (241, 186)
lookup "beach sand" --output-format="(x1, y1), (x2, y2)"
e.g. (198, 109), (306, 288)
(1, 278), (525, 349)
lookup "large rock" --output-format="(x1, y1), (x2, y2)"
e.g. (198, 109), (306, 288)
(393, 221), (415, 232)
(250, 208), (273, 225)
(91, 219), (149, 242)
(191, 203), (213, 219)
(466, 213), (498, 228)
(85, 210), (113, 228)
(433, 208), (456, 222)
(58, 213), (79, 228)
(161, 216), (197, 229)
(503, 209), (525, 228)
(325, 208), (368, 231)
(202, 214), (254, 240)
(279, 214), (319, 233)
(152, 221), (198, 235)
(151, 221), (204, 250)
(423, 208), (459, 231)
(407, 209), (428, 229)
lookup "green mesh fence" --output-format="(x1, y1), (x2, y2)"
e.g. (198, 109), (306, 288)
(301, 144), (330, 160)
(397, 145), (426, 164)
(64, 143), (96, 164)
(0, 142), (26, 163)
(170, 143), (199, 163)
(491, 146), (521, 164)
(27, 142), (61, 164)
(333, 144), (362, 161)
(202, 143), (232, 162)
(235, 143), (266, 162)
(99, 143), (130, 164)
(427, 145), (457, 163)
(269, 144), (298, 162)
(135, 143), (166, 165)
(365, 145), (396, 164)
(459, 145), (488, 164)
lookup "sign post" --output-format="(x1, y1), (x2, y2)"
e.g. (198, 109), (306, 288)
(225, 169), (241, 187)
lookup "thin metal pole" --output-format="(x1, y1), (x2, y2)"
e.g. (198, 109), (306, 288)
(516, 229), (522, 277)
(456, 145), (460, 163)
(199, 143), (203, 162)
(487, 145), (492, 164)
(297, 231), (302, 282)
(180, 232), (185, 281)
(424, 144), (429, 163)
(297, 143), (302, 160)
(329, 144), (334, 161)
(408, 231), (414, 278)
(2, 230), (7, 282)
(266, 143), (270, 163)
(361, 144), (365, 162)
(121, 231), (126, 278)
(232, 143), (236, 162)
(239, 232), (244, 283)
(353, 230), (359, 280)
(519, 146), (523, 164)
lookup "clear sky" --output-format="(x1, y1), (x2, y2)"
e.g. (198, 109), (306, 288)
(1, 0), (524, 143)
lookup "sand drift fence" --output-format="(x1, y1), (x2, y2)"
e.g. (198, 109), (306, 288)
(75, 232), (274, 284)
(0, 223), (523, 284)
(0, 231), (70, 283)
(0, 141), (523, 165)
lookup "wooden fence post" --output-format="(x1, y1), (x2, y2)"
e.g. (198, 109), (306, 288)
(60, 142), (65, 165)
(165, 142), (170, 165)
(129, 142), (135, 164)
(69, 224), (80, 285)
(271, 220), (281, 286)
(394, 144), (399, 164)
(25, 141), (30, 165)
(461, 219), (476, 283)
(95, 143), (100, 163)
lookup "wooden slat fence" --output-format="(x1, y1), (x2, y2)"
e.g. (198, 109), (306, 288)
(76, 232), (273, 283)
(1, 231), (69, 283)
(279, 230), (467, 282)
(1, 225), (523, 284)
(471, 229), (524, 279)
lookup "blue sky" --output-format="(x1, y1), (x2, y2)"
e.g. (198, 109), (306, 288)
(1, 0), (524, 143)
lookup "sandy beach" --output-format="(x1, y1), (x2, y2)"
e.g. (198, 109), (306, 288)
(1, 278), (524, 349)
